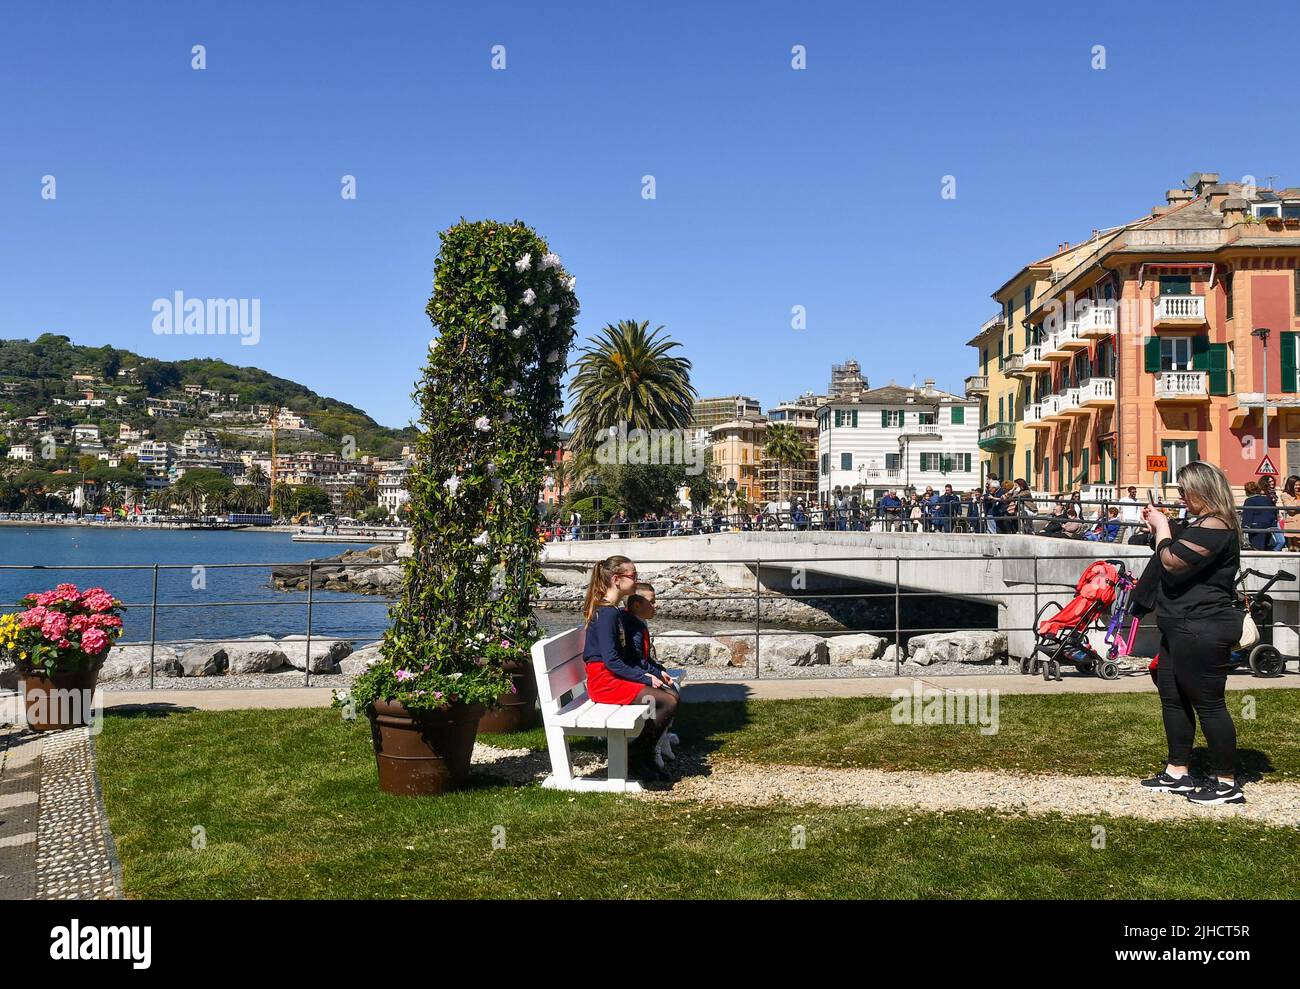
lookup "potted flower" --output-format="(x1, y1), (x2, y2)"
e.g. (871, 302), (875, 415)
(0, 583), (125, 731)
(345, 220), (576, 794)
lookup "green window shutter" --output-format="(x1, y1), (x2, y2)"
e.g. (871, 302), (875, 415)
(1225, 272), (1234, 320)
(851, 410), (858, 428)
(1282, 333), (1298, 394)
(1203, 343), (1230, 396)
(880, 410), (888, 428)
(951, 406), (965, 425)
(1144, 336), (1161, 373)
(834, 410), (841, 427)
(1294, 269), (1300, 317)
(1190, 333), (1210, 367)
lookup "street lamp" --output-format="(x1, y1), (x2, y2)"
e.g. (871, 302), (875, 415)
(1253, 327), (1272, 467)
(726, 477), (737, 525)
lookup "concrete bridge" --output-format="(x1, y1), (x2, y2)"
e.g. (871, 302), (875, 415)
(541, 531), (1299, 657)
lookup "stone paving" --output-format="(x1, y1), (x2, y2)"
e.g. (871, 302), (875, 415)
(0, 721), (122, 900)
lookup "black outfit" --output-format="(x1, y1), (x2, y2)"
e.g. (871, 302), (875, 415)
(1133, 519), (1242, 775)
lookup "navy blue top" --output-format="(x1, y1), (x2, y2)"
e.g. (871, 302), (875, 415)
(582, 606), (653, 685)
(621, 612), (666, 676)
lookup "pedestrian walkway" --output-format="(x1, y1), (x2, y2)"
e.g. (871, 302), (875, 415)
(96, 668), (1300, 714)
(0, 725), (122, 900)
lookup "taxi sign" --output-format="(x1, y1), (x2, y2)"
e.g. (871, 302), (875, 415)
(1145, 455), (1168, 472)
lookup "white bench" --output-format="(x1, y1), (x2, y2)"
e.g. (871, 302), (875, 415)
(531, 626), (685, 793)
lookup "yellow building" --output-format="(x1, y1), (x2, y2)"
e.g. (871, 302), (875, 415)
(709, 418), (766, 505)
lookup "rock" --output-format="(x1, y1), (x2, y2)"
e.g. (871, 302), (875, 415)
(224, 635), (288, 674)
(98, 644), (176, 681)
(714, 630), (759, 668)
(176, 644), (228, 677)
(760, 632), (829, 668)
(827, 632), (887, 665)
(910, 646), (933, 666)
(0, 658), (18, 691)
(655, 631), (731, 667)
(906, 631), (1007, 665)
(278, 636), (354, 673)
(339, 643), (384, 675)
(881, 643), (903, 666)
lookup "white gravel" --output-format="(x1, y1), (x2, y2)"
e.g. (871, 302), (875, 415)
(468, 744), (1300, 828)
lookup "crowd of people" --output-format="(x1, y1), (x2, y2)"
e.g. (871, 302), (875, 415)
(537, 473), (1300, 550)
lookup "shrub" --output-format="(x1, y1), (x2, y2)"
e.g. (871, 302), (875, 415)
(349, 221), (578, 716)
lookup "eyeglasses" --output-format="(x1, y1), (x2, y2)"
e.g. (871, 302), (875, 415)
(616, 571), (638, 582)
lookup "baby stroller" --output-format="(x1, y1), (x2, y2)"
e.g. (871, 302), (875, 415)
(1023, 559), (1138, 681)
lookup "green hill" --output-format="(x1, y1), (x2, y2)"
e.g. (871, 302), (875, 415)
(0, 334), (417, 458)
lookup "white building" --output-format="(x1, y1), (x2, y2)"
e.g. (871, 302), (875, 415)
(379, 462), (411, 517)
(72, 424), (101, 443)
(816, 380), (980, 504)
(7, 443), (34, 462)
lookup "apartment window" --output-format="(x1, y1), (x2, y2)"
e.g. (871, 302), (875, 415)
(885, 453), (901, 471)
(820, 453), (829, 475)
(881, 410), (903, 427)
(1159, 275), (1192, 296)
(1225, 271), (1234, 320)
(950, 406), (965, 425)
(1025, 450), (1032, 482)
(840, 452), (852, 471)
(920, 453), (937, 471)
(918, 412), (937, 425)
(1160, 337), (1193, 371)
(997, 338), (1004, 370)
(998, 397), (1005, 423)
(981, 348), (988, 372)
(1161, 439), (1199, 491)
(1044, 457), (1051, 491)
(1023, 285), (1032, 315)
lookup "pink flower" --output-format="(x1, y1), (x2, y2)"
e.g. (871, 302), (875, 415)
(394, 669), (415, 682)
(18, 607), (47, 628)
(41, 612), (70, 641)
(499, 639), (512, 649)
(81, 589), (115, 613)
(81, 627), (109, 655)
(93, 615), (123, 628)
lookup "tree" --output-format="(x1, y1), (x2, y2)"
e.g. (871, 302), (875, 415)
(291, 484), (332, 516)
(764, 422), (808, 512)
(566, 320), (696, 456)
(342, 486), (367, 515)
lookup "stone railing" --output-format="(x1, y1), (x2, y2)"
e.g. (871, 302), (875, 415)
(1155, 370), (1208, 399)
(1153, 295), (1205, 322)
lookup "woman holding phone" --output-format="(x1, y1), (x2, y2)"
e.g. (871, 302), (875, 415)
(1134, 462), (1245, 805)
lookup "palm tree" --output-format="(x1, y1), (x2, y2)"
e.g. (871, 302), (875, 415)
(764, 423), (808, 516)
(566, 320), (697, 455)
(342, 486), (367, 515)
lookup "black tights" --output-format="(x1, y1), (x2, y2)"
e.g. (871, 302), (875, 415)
(630, 685), (678, 755)
(1156, 615), (1239, 776)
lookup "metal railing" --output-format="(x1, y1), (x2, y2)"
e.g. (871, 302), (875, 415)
(2, 542), (1297, 688)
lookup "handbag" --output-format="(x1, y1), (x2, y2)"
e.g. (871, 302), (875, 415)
(1237, 609), (1259, 651)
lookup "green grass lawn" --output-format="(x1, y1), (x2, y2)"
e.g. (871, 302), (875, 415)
(494, 688), (1300, 782)
(95, 702), (1300, 900)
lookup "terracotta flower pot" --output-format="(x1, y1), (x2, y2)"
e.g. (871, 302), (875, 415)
(22, 666), (101, 732)
(367, 699), (485, 796)
(477, 659), (541, 734)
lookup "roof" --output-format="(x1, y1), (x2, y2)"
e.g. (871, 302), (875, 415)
(824, 383), (967, 406)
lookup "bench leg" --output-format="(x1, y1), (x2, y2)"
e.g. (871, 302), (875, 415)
(606, 729), (643, 792)
(543, 725), (574, 788)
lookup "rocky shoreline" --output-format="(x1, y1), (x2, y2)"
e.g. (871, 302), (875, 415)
(271, 544), (405, 594)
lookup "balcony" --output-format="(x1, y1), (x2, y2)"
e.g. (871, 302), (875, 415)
(977, 421), (1016, 451)
(1153, 295), (1206, 326)
(1043, 320), (1087, 359)
(964, 374), (988, 396)
(1040, 394), (1067, 420)
(1023, 403), (1050, 429)
(1155, 370), (1209, 401)
(1021, 343), (1050, 372)
(1078, 376), (1116, 406)
(1061, 387), (1089, 416)
(900, 423), (942, 441)
(1003, 353), (1026, 376)
(1077, 304), (1117, 338)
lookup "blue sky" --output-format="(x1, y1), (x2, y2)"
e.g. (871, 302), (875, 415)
(3, 0), (1297, 428)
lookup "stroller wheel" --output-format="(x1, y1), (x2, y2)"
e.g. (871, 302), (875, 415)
(1018, 656), (1034, 675)
(1097, 659), (1120, 681)
(1249, 644), (1285, 679)
(1045, 659), (1061, 681)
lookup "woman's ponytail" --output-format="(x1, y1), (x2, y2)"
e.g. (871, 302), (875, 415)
(583, 555), (632, 625)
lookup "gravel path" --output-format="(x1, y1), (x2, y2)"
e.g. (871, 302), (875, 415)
(468, 743), (1300, 828)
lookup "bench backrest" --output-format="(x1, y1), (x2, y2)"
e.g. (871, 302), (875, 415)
(531, 626), (587, 715)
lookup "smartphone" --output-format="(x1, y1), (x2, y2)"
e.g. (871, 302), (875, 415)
(1146, 488), (1157, 507)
